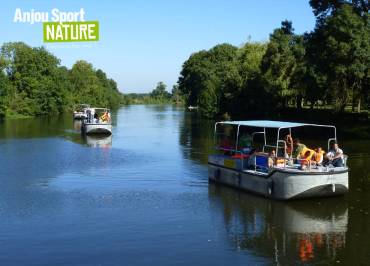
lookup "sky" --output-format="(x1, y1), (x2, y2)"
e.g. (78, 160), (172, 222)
(0, 0), (316, 93)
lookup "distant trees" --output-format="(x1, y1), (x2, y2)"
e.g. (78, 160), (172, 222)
(123, 81), (181, 105)
(171, 84), (184, 104)
(150, 81), (171, 100)
(178, 1), (370, 117)
(0, 42), (123, 119)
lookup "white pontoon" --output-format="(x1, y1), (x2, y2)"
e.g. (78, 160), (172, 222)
(81, 108), (112, 135)
(73, 104), (90, 120)
(84, 135), (112, 148)
(208, 120), (349, 200)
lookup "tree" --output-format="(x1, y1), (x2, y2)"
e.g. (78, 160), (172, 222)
(150, 81), (171, 100)
(0, 71), (9, 119)
(0, 42), (64, 115)
(309, 0), (369, 20)
(307, 4), (370, 112)
(0, 42), (123, 118)
(178, 50), (213, 106)
(261, 21), (305, 108)
(229, 42), (268, 115)
(178, 43), (240, 116)
(171, 84), (183, 104)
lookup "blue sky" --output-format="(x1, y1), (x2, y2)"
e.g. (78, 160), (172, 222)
(0, 0), (316, 93)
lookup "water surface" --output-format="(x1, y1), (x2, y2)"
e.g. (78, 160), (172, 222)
(0, 105), (369, 265)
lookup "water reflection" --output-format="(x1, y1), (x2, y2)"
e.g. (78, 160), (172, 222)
(73, 120), (82, 132)
(179, 111), (214, 164)
(208, 184), (347, 264)
(0, 105), (369, 265)
(83, 135), (112, 148)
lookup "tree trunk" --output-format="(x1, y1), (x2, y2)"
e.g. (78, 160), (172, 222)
(352, 87), (355, 112)
(296, 95), (303, 110)
(357, 98), (361, 113)
(282, 97), (287, 109)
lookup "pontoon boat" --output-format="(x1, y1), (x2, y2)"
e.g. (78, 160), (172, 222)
(81, 108), (112, 135)
(73, 104), (90, 120)
(208, 120), (349, 200)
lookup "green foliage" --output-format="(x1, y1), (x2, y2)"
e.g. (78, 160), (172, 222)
(0, 42), (123, 118)
(123, 82), (174, 105)
(178, 2), (370, 117)
(309, 0), (369, 20)
(150, 81), (171, 100)
(171, 84), (185, 104)
(307, 3), (370, 111)
(261, 21), (306, 108)
(0, 72), (9, 119)
(178, 43), (241, 116)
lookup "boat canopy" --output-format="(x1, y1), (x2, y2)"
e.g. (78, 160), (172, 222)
(216, 120), (335, 130)
(214, 120), (337, 152)
(86, 108), (110, 112)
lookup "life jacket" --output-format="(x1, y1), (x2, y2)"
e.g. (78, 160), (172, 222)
(300, 147), (315, 160)
(314, 151), (325, 164)
(101, 112), (109, 122)
(276, 158), (286, 167)
(300, 148), (315, 166)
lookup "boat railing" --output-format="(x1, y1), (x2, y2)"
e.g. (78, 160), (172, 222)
(215, 146), (347, 173)
(262, 144), (276, 153)
(215, 146), (250, 169)
(343, 155), (348, 167)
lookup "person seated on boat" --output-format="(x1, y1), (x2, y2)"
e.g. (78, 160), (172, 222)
(300, 147), (316, 160)
(299, 150), (313, 170)
(284, 134), (293, 156)
(93, 112), (99, 123)
(313, 147), (325, 166)
(324, 142), (344, 167)
(292, 139), (306, 159)
(93, 113), (98, 119)
(101, 111), (110, 123)
(275, 155), (287, 167)
(268, 150), (276, 168)
(238, 133), (253, 154)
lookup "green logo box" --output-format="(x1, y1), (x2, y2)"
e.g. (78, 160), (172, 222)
(43, 21), (99, 42)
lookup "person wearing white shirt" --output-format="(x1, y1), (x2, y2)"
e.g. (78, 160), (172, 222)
(325, 142), (344, 167)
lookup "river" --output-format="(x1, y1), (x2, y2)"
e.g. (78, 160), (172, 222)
(0, 105), (369, 265)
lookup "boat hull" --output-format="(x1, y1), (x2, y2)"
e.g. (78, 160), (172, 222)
(208, 162), (349, 200)
(82, 123), (112, 135)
